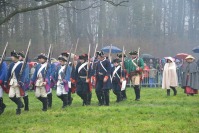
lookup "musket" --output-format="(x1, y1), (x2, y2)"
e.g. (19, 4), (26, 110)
(72, 38), (79, 67)
(43, 44), (52, 80)
(91, 43), (98, 69)
(86, 44), (91, 79)
(108, 44), (112, 62)
(62, 44), (73, 79)
(18, 39), (31, 95)
(0, 42), (8, 68)
(121, 46), (125, 77)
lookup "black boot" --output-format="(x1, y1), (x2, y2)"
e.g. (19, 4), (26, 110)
(23, 95), (29, 111)
(121, 90), (127, 100)
(104, 90), (110, 106)
(96, 91), (103, 106)
(16, 108), (21, 115)
(87, 92), (92, 105)
(68, 91), (73, 106)
(116, 92), (121, 103)
(41, 97), (47, 111)
(82, 94), (88, 106)
(62, 94), (68, 108)
(10, 97), (24, 108)
(16, 98), (22, 115)
(47, 93), (52, 108)
(134, 85), (140, 101)
(0, 98), (6, 115)
(167, 89), (170, 96)
(171, 87), (177, 96)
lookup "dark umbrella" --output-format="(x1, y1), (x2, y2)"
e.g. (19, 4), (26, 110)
(175, 53), (188, 60)
(192, 46), (199, 53)
(140, 54), (155, 59)
(101, 45), (122, 53)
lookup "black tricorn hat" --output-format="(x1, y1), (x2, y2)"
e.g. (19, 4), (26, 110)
(61, 51), (69, 57)
(58, 55), (67, 62)
(11, 50), (20, 59)
(112, 58), (121, 63)
(129, 50), (138, 55)
(37, 53), (47, 60)
(18, 51), (25, 58)
(117, 53), (126, 58)
(96, 51), (104, 56)
(79, 54), (88, 60)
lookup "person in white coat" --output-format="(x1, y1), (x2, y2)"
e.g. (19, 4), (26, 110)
(162, 57), (178, 96)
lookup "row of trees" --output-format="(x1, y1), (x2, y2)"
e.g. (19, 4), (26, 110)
(0, 0), (199, 58)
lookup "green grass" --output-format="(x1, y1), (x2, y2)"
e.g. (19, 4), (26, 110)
(0, 88), (199, 133)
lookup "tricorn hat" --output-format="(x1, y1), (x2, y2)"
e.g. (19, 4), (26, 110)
(112, 58), (121, 63)
(18, 51), (25, 58)
(61, 51), (69, 57)
(129, 50), (138, 55)
(11, 50), (20, 59)
(96, 51), (104, 56)
(37, 53), (47, 60)
(117, 53), (126, 58)
(58, 55), (67, 62)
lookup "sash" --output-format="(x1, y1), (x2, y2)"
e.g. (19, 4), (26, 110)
(100, 59), (107, 72)
(58, 66), (65, 80)
(11, 61), (21, 75)
(110, 66), (120, 82)
(37, 63), (47, 77)
(78, 62), (88, 73)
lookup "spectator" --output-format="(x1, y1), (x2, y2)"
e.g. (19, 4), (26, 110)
(149, 66), (157, 88)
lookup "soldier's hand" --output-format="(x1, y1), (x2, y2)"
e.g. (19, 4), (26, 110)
(42, 82), (47, 86)
(86, 78), (90, 83)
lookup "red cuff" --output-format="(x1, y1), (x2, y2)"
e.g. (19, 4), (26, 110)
(0, 80), (2, 84)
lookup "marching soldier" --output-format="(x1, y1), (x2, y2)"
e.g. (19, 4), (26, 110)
(61, 51), (73, 105)
(18, 52), (30, 111)
(124, 50), (144, 101)
(5, 51), (24, 115)
(54, 55), (71, 108)
(74, 54), (92, 106)
(117, 53), (127, 100)
(31, 53), (52, 111)
(0, 56), (7, 115)
(95, 51), (112, 106)
(111, 58), (124, 102)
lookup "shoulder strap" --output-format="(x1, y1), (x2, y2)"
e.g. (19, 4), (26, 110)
(78, 62), (88, 73)
(100, 60), (107, 72)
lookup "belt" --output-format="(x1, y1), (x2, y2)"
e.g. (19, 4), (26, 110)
(79, 76), (87, 78)
(98, 72), (103, 75)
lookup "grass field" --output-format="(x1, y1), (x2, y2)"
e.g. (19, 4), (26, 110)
(0, 87), (199, 133)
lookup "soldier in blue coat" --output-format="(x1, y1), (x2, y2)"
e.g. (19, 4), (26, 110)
(31, 53), (52, 111)
(95, 51), (112, 106)
(54, 55), (71, 108)
(111, 58), (124, 102)
(74, 54), (92, 106)
(5, 51), (24, 115)
(18, 52), (30, 111)
(47, 62), (56, 108)
(0, 56), (7, 115)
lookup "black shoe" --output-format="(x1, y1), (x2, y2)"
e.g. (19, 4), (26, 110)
(135, 99), (140, 101)
(16, 109), (21, 115)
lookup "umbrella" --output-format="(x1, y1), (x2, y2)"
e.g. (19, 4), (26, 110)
(101, 45), (122, 53)
(175, 53), (188, 60)
(192, 46), (199, 53)
(140, 54), (155, 59)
